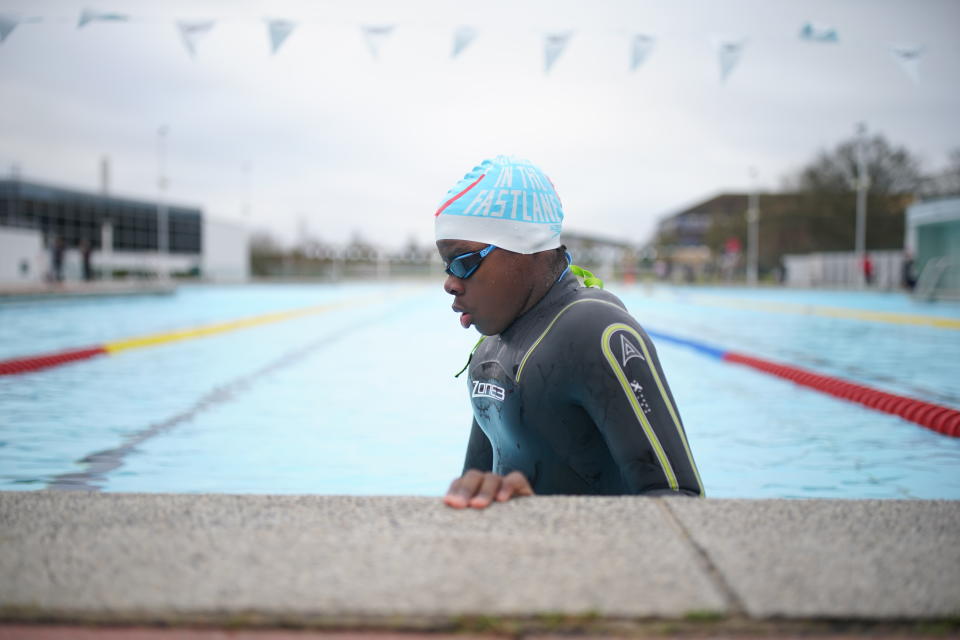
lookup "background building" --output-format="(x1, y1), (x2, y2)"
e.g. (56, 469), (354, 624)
(0, 178), (248, 284)
(561, 230), (638, 282)
(905, 195), (960, 300)
(655, 191), (912, 284)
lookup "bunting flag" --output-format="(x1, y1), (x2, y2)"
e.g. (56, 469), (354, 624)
(0, 10), (941, 86)
(266, 18), (296, 55)
(176, 20), (215, 59)
(544, 32), (572, 73)
(362, 24), (394, 60)
(799, 22), (838, 43)
(451, 25), (476, 58)
(890, 44), (923, 84)
(78, 9), (129, 28)
(715, 38), (746, 83)
(0, 13), (19, 42)
(630, 34), (655, 71)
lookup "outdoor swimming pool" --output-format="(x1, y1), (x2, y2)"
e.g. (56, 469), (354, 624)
(2, 280), (959, 499)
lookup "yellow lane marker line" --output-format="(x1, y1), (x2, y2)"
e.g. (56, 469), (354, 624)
(681, 295), (960, 330)
(104, 296), (379, 355)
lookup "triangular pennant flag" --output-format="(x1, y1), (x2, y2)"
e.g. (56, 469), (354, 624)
(451, 25), (477, 58)
(715, 38), (746, 83)
(176, 20), (215, 59)
(78, 9), (129, 28)
(0, 13), (20, 42)
(630, 34), (655, 71)
(266, 18), (296, 55)
(544, 32), (572, 73)
(891, 44), (923, 84)
(799, 22), (839, 43)
(362, 24), (394, 60)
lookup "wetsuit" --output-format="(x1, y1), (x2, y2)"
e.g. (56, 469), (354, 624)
(462, 272), (703, 496)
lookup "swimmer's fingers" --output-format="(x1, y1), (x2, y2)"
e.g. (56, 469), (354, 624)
(496, 471), (534, 502)
(443, 469), (485, 509)
(468, 472), (501, 509)
(443, 470), (533, 509)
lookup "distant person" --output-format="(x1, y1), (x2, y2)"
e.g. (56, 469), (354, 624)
(902, 252), (917, 291)
(434, 156), (703, 509)
(862, 253), (874, 286)
(80, 238), (93, 282)
(50, 236), (65, 283)
(654, 259), (668, 280)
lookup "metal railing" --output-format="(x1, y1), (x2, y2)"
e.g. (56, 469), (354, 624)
(913, 256), (957, 302)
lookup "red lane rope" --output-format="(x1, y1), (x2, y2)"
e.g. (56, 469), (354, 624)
(0, 346), (107, 376)
(723, 352), (960, 438)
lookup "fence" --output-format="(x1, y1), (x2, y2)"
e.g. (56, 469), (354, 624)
(783, 250), (905, 289)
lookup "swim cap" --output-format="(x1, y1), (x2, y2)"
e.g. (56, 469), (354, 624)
(434, 156), (564, 254)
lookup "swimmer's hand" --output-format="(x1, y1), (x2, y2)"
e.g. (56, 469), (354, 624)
(443, 470), (534, 509)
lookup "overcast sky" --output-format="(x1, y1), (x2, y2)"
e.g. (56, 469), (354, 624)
(1, 0), (958, 249)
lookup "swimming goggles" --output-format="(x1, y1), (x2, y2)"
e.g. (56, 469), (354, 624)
(445, 244), (497, 279)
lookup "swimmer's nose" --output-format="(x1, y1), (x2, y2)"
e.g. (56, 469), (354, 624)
(444, 273), (464, 296)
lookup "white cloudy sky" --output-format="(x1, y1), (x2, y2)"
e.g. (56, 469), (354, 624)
(1, 0), (958, 249)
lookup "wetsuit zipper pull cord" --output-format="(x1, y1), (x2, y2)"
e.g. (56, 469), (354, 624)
(455, 336), (486, 378)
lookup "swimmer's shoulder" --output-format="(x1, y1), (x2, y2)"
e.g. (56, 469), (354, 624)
(518, 285), (643, 367)
(556, 285), (637, 333)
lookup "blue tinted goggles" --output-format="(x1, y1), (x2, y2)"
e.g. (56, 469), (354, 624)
(445, 244), (497, 280)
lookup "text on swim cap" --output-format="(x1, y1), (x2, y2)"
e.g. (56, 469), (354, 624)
(460, 185), (562, 223)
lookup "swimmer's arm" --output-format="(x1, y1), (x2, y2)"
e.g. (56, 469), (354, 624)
(573, 319), (703, 496)
(462, 418), (492, 474)
(445, 421), (534, 509)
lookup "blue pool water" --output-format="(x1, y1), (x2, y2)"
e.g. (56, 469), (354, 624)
(2, 281), (959, 499)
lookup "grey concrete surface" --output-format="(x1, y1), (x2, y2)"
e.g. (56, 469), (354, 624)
(1, 492), (958, 627)
(0, 493), (725, 621)
(665, 498), (960, 619)
(0, 281), (175, 302)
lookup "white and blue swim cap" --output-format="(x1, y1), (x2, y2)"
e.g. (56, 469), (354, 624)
(434, 156), (564, 254)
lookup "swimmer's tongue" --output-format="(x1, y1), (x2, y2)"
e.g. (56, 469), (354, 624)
(460, 312), (472, 329)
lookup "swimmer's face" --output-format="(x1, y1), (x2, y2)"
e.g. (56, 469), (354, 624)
(437, 239), (537, 336)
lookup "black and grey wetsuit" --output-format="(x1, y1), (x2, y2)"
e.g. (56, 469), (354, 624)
(462, 272), (703, 496)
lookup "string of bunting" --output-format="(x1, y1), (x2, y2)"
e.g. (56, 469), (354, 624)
(0, 10), (928, 84)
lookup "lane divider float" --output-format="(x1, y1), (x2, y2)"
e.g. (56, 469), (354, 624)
(0, 298), (373, 377)
(647, 329), (960, 438)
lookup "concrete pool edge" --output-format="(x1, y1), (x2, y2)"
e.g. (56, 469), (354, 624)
(1, 493), (958, 631)
(0, 281), (177, 302)
(2, 613), (959, 639)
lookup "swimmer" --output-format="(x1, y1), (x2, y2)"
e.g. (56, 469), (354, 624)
(435, 156), (703, 508)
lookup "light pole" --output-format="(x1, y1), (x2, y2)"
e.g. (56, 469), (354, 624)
(157, 125), (169, 279)
(746, 167), (759, 286)
(854, 122), (870, 287)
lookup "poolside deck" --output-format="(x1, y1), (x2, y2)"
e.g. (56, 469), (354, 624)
(1, 493), (957, 637)
(0, 281), (176, 302)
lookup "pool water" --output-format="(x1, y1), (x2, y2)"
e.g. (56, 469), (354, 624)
(1, 281), (959, 499)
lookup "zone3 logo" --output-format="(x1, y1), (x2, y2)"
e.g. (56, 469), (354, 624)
(472, 380), (506, 401)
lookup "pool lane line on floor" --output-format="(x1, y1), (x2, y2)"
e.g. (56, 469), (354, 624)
(647, 329), (960, 438)
(44, 297), (424, 491)
(675, 293), (960, 330)
(0, 294), (388, 377)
